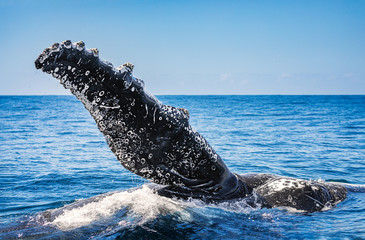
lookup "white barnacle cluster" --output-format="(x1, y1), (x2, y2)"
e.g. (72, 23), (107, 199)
(157, 126), (221, 182)
(73, 41), (85, 51)
(47, 62), (74, 91)
(115, 64), (134, 89)
(157, 105), (189, 132)
(90, 48), (99, 57)
(38, 43), (62, 64)
(189, 127), (219, 164)
(98, 111), (146, 174)
(263, 178), (306, 197)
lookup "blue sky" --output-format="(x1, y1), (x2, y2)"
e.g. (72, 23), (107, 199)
(0, 0), (364, 95)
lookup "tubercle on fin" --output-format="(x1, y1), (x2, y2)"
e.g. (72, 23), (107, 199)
(34, 40), (137, 91)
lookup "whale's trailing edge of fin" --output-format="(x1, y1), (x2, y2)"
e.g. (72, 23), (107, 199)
(35, 40), (248, 200)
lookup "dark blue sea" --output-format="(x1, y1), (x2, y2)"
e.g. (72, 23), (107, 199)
(0, 95), (364, 239)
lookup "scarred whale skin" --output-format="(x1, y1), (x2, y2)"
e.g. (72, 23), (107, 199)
(35, 41), (347, 212)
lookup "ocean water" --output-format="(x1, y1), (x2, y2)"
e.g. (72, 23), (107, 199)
(0, 95), (364, 239)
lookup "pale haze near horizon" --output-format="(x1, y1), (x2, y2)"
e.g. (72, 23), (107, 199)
(0, 0), (364, 95)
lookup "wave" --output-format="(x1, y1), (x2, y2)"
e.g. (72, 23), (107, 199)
(2, 183), (364, 239)
(44, 185), (187, 230)
(42, 184), (265, 231)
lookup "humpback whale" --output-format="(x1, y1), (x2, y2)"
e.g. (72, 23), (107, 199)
(35, 40), (347, 212)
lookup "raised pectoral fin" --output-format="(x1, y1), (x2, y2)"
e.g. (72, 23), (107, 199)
(35, 40), (246, 202)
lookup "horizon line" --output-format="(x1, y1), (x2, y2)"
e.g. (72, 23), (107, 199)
(1, 94), (364, 96)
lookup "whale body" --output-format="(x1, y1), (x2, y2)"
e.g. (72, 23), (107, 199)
(35, 40), (347, 212)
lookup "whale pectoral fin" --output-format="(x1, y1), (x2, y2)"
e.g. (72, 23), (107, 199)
(157, 164), (249, 201)
(35, 41), (247, 202)
(35, 40), (136, 97)
(162, 105), (189, 121)
(255, 178), (348, 212)
(120, 62), (134, 71)
(179, 108), (189, 119)
(157, 179), (248, 202)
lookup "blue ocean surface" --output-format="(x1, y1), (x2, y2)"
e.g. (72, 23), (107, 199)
(0, 95), (364, 239)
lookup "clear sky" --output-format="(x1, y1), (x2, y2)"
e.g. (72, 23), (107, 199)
(0, 0), (364, 95)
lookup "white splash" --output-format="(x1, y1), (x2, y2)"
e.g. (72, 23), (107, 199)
(49, 185), (188, 230)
